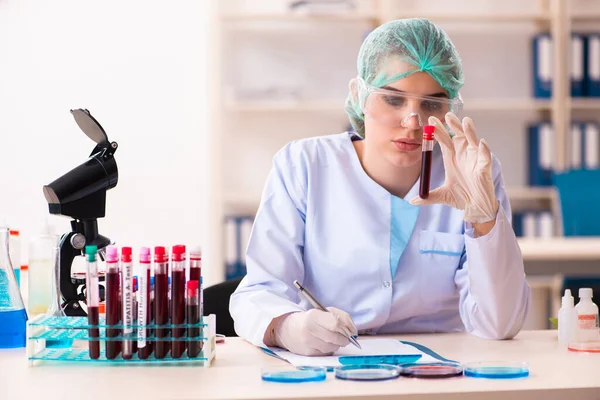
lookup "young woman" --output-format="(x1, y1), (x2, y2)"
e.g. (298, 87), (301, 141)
(230, 18), (531, 356)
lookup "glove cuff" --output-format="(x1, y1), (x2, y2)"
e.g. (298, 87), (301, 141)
(464, 200), (499, 224)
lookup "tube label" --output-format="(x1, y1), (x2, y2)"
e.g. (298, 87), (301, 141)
(138, 273), (147, 347)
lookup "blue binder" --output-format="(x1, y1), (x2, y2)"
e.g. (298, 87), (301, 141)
(586, 33), (600, 97)
(512, 213), (524, 237)
(527, 122), (554, 186)
(224, 215), (254, 280)
(571, 33), (586, 97)
(532, 33), (553, 98)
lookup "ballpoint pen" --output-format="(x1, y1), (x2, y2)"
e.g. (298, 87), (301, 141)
(293, 280), (362, 350)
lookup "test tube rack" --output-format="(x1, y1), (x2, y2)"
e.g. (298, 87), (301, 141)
(26, 313), (217, 367)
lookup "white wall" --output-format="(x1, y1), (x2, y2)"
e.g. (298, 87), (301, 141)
(0, 1), (220, 285)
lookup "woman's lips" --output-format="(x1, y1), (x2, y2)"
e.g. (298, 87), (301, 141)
(392, 139), (421, 152)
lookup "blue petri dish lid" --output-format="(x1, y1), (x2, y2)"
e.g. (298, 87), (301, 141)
(463, 361), (529, 379)
(334, 364), (401, 381)
(261, 366), (327, 383)
(400, 362), (463, 379)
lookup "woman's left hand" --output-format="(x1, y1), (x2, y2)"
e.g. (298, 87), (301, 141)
(410, 112), (499, 224)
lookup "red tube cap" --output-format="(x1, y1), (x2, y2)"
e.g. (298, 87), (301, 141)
(121, 246), (132, 262)
(154, 246), (167, 262)
(187, 280), (199, 290)
(423, 125), (435, 140)
(172, 244), (186, 261)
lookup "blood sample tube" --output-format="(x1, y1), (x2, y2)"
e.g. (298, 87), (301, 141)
(85, 245), (100, 360)
(419, 125), (435, 199)
(121, 247), (134, 360)
(154, 246), (169, 359)
(138, 247), (151, 359)
(149, 276), (155, 355)
(105, 245), (121, 359)
(187, 280), (201, 358)
(132, 276), (138, 355)
(171, 245), (187, 359)
(189, 246), (201, 282)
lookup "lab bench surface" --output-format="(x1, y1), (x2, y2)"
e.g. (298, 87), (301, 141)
(1, 331), (599, 400)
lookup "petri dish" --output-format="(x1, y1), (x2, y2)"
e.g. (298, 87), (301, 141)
(334, 364), (401, 381)
(568, 341), (600, 353)
(400, 362), (463, 379)
(261, 366), (327, 383)
(463, 361), (529, 379)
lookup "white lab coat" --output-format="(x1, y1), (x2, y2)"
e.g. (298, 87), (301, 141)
(230, 132), (531, 347)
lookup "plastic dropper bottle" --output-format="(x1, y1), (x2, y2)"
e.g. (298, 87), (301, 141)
(419, 125), (435, 199)
(575, 288), (599, 341)
(558, 289), (577, 344)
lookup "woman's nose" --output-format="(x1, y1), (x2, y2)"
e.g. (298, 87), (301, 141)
(400, 112), (424, 129)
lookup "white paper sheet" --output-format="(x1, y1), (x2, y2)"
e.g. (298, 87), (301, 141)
(267, 338), (440, 368)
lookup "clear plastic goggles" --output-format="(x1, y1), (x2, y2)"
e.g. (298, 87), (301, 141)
(356, 77), (463, 128)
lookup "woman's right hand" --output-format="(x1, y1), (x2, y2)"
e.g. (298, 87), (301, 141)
(274, 307), (358, 356)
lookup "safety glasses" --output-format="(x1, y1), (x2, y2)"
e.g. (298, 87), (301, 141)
(356, 77), (464, 128)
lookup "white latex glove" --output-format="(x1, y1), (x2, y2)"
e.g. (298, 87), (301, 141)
(410, 113), (499, 223)
(274, 307), (358, 356)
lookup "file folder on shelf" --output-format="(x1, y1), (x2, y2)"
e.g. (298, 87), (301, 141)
(571, 33), (586, 97)
(586, 33), (600, 97)
(532, 34), (552, 98)
(583, 122), (600, 170)
(224, 215), (255, 280)
(527, 122), (554, 187)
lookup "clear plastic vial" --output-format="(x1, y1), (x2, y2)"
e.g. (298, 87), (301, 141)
(575, 288), (599, 342)
(28, 223), (56, 315)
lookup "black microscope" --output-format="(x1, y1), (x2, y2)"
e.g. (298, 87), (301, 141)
(43, 109), (118, 316)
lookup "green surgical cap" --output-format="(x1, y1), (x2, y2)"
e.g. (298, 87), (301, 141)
(345, 18), (464, 136)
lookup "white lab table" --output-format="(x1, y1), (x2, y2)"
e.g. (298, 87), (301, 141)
(1, 330), (599, 400)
